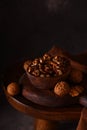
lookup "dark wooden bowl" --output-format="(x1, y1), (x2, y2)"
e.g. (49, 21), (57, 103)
(26, 66), (71, 90)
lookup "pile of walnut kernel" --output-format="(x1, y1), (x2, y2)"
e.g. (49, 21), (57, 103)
(24, 53), (70, 78)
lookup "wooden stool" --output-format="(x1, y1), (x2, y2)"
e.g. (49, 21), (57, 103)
(2, 60), (84, 130)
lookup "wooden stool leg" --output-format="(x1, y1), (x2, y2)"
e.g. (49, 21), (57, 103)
(34, 119), (59, 130)
(76, 108), (87, 130)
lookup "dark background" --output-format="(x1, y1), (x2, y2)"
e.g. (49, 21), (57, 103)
(1, 0), (87, 74)
(0, 1), (87, 130)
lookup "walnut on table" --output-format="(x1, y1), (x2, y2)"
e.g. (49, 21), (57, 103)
(54, 81), (70, 97)
(69, 85), (84, 97)
(7, 82), (20, 96)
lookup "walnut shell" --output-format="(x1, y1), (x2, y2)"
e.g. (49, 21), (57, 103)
(7, 82), (20, 96)
(54, 81), (70, 97)
(69, 86), (84, 97)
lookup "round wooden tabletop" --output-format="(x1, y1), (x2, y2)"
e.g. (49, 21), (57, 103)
(2, 59), (84, 121)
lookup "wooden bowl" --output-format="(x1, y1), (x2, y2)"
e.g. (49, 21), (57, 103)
(26, 67), (71, 90)
(24, 54), (72, 90)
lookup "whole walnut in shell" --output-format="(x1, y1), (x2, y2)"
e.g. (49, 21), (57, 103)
(7, 82), (20, 96)
(69, 85), (84, 97)
(54, 81), (70, 97)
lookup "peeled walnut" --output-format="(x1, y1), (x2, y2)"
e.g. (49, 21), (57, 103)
(69, 68), (83, 83)
(7, 82), (20, 96)
(43, 53), (51, 61)
(32, 58), (39, 66)
(69, 85), (84, 97)
(52, 56), (71, 76)
(32, 69), (40, 76)
(54, 81), (70, 97)
(23, 60), (32, 71)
